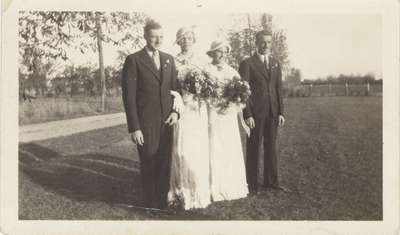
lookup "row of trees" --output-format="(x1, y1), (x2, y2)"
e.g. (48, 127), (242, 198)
(19, 12), (293, 103)
(303, 73), (381, 85)
(42, 65), (120, 97)
(19, 62), (123, 98)
(19, 11), (147, 109)
(285, 70), (381, 86)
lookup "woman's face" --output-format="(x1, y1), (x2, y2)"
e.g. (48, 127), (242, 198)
(179, 33), (195, 52)
(212, 47), (228, 64)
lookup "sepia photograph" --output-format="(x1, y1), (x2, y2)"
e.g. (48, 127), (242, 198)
(1, 0), (399, 234)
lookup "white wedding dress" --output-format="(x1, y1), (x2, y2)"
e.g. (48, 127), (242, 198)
(168, 53), (212, 210)
(204, 62), (249, 202)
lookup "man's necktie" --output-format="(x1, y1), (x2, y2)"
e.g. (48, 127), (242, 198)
(152, 51), (160, 70)
(264, 55), (269, 70)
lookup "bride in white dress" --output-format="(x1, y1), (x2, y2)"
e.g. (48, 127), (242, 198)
(204, 40), (249, 202)
(168, 26), (211, 210)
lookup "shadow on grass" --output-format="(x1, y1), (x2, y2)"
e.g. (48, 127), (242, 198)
(19, 143), (143, 206)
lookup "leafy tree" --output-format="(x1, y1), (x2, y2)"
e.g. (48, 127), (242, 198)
(226, 13), (290, 74)
(19, 11), (147, 109)
(301, 73), (378, 85)
(285, 68), (302, 87)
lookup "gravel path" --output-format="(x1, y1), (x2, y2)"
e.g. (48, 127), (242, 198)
(19, 113), (126, 143)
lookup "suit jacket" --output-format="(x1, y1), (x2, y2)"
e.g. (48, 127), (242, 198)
(121, 48), (178, 133)
(239, 54), (284, 120)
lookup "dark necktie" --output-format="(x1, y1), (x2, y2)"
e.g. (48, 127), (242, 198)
(264, 56), (268, 70)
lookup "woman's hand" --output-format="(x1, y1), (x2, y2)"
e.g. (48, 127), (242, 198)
(170, 90), (184, 114)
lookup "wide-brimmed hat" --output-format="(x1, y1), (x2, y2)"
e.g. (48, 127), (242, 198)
(206, 40), (231, 57)
(174, 25), (196, 45)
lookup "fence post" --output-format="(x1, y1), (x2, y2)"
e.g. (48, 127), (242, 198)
(366, 82), (370, 96)
(328, 83), (332, 96)
(345, 82), (349, 96)
(309, 83), (313, 97)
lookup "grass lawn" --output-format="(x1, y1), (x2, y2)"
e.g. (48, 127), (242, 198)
(19, 96), (124, 125)
(19, 97), (382, 220)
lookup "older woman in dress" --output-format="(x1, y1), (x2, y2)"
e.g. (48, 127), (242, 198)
(168, 26), (211, 210)
(204, 40), (249, 202)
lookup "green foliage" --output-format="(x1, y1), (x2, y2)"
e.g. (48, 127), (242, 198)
(45, 65), (121, 97)
(19, 11), (147, 98)
(19, 11), (146, 68)
(226, 13), (290, 72)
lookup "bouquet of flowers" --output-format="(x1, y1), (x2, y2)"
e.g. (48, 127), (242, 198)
(199, 71), (221, 100)
(179, 68), (220, 101)
(180, 68), (203, 95)
(216, 76), (251, 112)
(223, 76), (251, 104)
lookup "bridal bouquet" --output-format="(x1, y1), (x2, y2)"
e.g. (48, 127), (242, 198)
(216, 77), (251, 112)
(179, 67), (251, 113)
(199, 71), (221, 99)
(223, 77), (251, 104)
(180, 68), (220, 101)
(180, 68), (203, 95)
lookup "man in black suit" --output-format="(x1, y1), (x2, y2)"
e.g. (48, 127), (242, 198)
(239, 30), (286, 194)
(121, 20), (179, 209)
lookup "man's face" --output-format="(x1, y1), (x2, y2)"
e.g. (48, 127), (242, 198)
(256, 35), (272, 55)
(145, 28), (163, 51)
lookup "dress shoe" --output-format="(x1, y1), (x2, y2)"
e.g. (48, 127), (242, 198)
(263, 184), (290, 193)
(248, 188), (259, 196)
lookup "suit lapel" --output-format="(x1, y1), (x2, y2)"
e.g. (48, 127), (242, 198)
(159, 52), (167, 83)
(268, 56), (273, 79)
(138, 48), (161, 81)
(251, 54), (269, 80)
(269, 56), (279, 80)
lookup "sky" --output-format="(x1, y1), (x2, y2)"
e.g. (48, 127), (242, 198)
(67, 12), (382, 80)
(274, 14), (382, 79)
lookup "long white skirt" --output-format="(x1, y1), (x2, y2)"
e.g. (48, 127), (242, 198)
(168, 95), (211, 210)
(208, 104), (249, 202)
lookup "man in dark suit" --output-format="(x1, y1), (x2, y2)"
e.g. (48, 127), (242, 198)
(121, 20), (179, 209)
(239, 30), (287, 194)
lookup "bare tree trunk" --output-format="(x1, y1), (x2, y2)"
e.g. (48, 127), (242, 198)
(96, 13), (106, 112)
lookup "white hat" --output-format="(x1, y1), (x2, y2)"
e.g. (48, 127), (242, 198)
(174, 25), (196, 45)
(206, 40), (231, 57)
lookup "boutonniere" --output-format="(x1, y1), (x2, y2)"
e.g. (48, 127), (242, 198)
(164, 59), (170, 68)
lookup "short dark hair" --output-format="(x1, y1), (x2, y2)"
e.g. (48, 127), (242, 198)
(255, 30), (272, 41)
(144, 19), (162, 36)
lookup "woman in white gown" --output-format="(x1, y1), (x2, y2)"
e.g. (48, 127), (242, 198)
(168, 26), (211, 210)
(204, 40), (249, 202)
